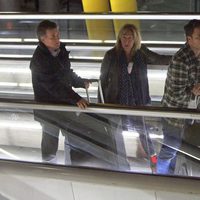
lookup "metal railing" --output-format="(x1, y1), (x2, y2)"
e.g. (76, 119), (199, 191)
(0, 98), (199, 120)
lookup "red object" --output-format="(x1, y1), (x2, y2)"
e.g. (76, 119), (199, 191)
(150, 155), (157, 164)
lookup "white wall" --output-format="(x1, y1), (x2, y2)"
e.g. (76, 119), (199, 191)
(0, 161), (200, 200)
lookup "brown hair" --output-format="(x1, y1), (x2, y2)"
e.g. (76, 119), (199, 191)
(37, 20), (58, 41)
(184, 19), (200, 37)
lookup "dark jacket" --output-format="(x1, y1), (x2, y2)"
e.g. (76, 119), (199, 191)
(100, 47), (151, 105)
(30, 42), (85, 105)
(140, 44), (171, 65)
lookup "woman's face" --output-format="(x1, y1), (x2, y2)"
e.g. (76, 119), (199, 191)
(120, 30), (134, 53)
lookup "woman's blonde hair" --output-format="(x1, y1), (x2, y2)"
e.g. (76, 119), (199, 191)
(115, 24), (141, 56)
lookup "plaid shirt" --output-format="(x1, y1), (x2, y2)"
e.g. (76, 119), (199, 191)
(162, 43), (200, 127)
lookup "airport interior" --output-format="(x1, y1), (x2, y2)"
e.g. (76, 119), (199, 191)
(1, 0), (200, 199)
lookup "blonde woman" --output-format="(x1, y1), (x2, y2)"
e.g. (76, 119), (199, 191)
(99, 24), (160, 169)
(100, 23), (150, 106)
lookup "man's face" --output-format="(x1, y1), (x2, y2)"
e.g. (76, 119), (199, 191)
(188, 27), (200, 52)
(41, 28), (60, 50)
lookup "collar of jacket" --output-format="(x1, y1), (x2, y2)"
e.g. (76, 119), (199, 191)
(38, 41), (69, 54)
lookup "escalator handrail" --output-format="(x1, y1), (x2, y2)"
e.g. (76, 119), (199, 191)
(0, 97), (199, 120)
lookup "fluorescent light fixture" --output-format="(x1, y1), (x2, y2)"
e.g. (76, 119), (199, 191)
(19, 83), (32, 87)
(70, 55), (103, 60)
(24, 39), (103, 43)
(66, 46), (111, 51)
(61, 39), (103, 43)
(0, 37), (185, 45)
(0, 82), (32, 88)
(0, 53), (101, 60)
(0, 82), (18, 87)
(150, 47), (179, 52)
(0, 54), (31, 58)
(143, 40), (185, 45)
(0, 38), (22, 42)
(0, 67), (30, 73)
(0, 90), (33, 95)
(24, 38), (104, 43)
(104, 40), (116, 43)
(0, 45), (36, 50)
(0, 14), (199, 20)
(23, 38), (38, 42)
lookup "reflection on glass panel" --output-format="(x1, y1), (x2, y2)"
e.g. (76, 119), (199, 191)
(0, 13), (200, 180)
(137, 0), (196, 12)
(0, 104), (200, 178)
(0, 17), (186, 65)
(0, 18), (188, 42)
(0, 0), (198, 13)
(140, 20), (187, 42)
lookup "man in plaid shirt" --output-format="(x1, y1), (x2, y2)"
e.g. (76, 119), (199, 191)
(157, 19), (200, 175)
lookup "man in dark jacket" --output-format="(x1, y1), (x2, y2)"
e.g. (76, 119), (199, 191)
(30, 20), (89, 164)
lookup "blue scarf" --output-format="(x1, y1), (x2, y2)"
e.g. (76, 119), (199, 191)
(119, 51), (135, 106)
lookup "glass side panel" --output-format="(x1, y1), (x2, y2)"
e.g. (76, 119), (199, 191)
(0, 18), (186, 52)
(0, 104), (200, 178)
(0, 0), (198, 13)
(137, 0), (196, 12)
(0, 59), (167, 103)
(0, 15), (186, 103)
(0, 14), (199, 179)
